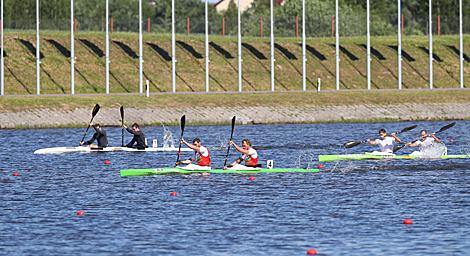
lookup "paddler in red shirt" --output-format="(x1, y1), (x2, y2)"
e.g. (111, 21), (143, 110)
(175, 138), (211, 166)
(224, 139), (258, 169)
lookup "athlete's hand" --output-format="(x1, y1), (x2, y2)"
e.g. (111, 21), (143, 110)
(391, 133), (396, 136)
(228, 141), (234, 146)
(430, 133), (435, 136)
(90, 122), (94, 126)
(79, 142), (84, 146)
(223, 166), (227, 170)
(406, 142), (410, 146)
(366, 139), (371, 142)
(122, 125), (127, 129)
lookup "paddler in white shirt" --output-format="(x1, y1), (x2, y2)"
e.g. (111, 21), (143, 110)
(366, 128), (401, 153)
(406, 130), (440, 151)
(175, 138), (211, 166)
(224, 139), (259, 169)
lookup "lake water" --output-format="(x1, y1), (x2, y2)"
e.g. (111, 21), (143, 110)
(1, 121), (470, 255)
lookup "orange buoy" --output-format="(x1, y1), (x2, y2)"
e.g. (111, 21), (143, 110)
(105, 160), (110, 164)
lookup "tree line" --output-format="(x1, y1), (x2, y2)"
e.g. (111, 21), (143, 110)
(2, 0), (468, 36)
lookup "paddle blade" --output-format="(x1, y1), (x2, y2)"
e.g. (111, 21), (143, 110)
(180, 115), (186, 134)
(436, 122), (456, 134)
(92, 104), (100, 117)
(120, 106), (124, 121)
(399, 124), (418, 133)
(231, 116), (236, 128)
(343, 141), (362, 148)
(393, 145), (406, 153)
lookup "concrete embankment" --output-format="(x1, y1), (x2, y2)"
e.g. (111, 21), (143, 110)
(1, 103), (469, 129)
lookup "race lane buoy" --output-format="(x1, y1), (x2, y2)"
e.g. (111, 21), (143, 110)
(13, 172), (19, 176)
(177, 152), (182, 155)
(170, 192), (178, 196)
(105, 160), (110, 164)
(249, 177), (255, 180)
(404, 218), (412, 225)
(449, 139), (454, 142)
(77, 211), (85, 215)
(307, 248), (317, 255)
(318, 165), (324, 169)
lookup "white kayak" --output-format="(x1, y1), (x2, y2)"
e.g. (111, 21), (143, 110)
(34, 146), (192, 154)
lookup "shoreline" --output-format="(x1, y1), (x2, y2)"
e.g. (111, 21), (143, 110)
(2, 103), (469, 129)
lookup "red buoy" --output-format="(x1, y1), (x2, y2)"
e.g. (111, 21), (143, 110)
(77, 211), (85, 215)
(13, 172), (19, 176)
(307, 248), (317, 255)
(404, 218), (412, 225)
(318, 165), (324, 169)
(170, 192), (178, 196)
(449, 139), (454, 142)
(177, 152), (182, 155)
(249, 177), (255, 180)
(105, 160), (110, 164)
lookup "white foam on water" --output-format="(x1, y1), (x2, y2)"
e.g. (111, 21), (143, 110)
(420, 142), (447, 159)
(293, 149), (316, 170)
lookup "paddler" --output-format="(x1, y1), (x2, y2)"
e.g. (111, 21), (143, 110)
(406, 130), (441, 151)
(80, 123), (108, 148)
(366, 128), (401, 153)
(122, 123), (147, 149)
(175, 138), (211, 166)
(224, 139), (258, 169)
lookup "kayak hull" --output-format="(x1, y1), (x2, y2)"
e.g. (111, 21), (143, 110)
(318, 154), (470, 162)
(121, 168), (320, 177)
(34, 146), (192, 154)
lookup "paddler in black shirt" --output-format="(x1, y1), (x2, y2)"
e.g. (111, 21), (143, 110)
(80, 123), (108, 148)
(122, 123), (147, 149)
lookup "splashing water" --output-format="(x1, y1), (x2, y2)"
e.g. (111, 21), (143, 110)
(293, 149), (317, 170)
(419, 142), (447, 158)
(162, 127), (176, 148)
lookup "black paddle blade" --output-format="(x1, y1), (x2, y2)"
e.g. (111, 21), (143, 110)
(120, 106), (124, 120)
(92, 104), (100, 117)
(436, 122), (456, 134)
(231, 116), (236, 128)
(180, 115), (186, 134)
(343, 141), (362, 148)
(399, 124), (418, 133)
(393, 145), (406, 153)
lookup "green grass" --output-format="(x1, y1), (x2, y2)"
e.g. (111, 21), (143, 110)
(2, 31), (469, 96)
(2, 90), (470, 112)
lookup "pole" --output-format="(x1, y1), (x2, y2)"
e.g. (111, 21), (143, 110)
(429, 0), (433, 89)
(172, 0), (176, 92)
(139, 0), (143, 93)
(36, 0), (40, 95)
(335, 0), (339, 90)
(205, 0), (209, 92)
(1, 0), (4, 95)
(71, 0), (75, 94)
(270, 0), (274, 91)
(366, 0), (370, 90)
(238, 0), (242, 92)
(302, 0), (306, 91)
(459, 0), (463, 88)
(260, 17), (263, 37)
(398, 0), (402, 90)
(148, 18), (150, 35)
(105, 0), (109, 93)
(296, 16), (298, 38)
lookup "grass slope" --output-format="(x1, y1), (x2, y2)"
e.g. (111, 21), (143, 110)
(2, 32), (469, 95)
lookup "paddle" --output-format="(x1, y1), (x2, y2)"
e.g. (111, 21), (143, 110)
(343, 125), (418, 149)
(79, 104), (100, 146)
(175, 115), (186, 165)
(393, 122), (456, 153)
(224, 116), (236, 168)
(120, 106), (124, 146)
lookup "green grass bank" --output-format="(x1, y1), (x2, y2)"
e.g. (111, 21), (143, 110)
(1, 32), (469, 95)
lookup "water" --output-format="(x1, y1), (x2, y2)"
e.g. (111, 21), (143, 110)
(1, 121), (470, 255)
